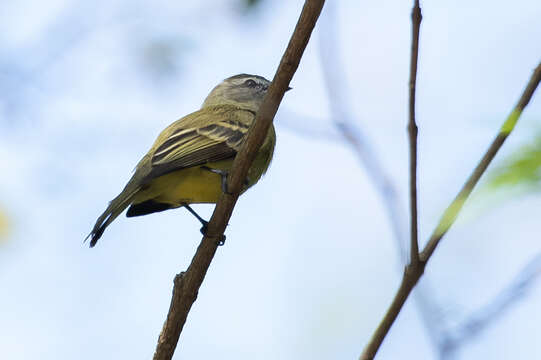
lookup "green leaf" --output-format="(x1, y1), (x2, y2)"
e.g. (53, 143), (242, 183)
(0, 208), (9, 243)
(487, 130), (541, 191)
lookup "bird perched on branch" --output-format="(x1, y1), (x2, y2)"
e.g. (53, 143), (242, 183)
(87, 74), (286, 247)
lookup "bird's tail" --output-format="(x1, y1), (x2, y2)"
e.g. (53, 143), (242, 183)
(86, 187), (139, 247)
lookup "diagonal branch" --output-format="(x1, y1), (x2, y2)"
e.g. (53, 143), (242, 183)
(152, 1), (326, 360)
(420, 62), (541, 263)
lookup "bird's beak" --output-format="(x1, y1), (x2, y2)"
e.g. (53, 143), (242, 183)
(286, 86), (293, 92)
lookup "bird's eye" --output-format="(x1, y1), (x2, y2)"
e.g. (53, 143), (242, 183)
(244, 79), (257, 87)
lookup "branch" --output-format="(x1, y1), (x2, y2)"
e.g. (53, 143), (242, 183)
(407, 0), (421, 266)
(360, 6), (541, 360)
(421, 61), (541, 263)
(152, 1), (326, 359)
(360, 2), (423, 358)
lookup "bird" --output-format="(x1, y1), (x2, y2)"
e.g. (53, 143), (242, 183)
(86, 74), (285, 247)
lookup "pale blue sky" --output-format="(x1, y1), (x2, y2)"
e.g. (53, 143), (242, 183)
(1, 1), (540, 359)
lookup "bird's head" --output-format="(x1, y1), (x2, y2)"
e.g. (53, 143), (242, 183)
(202, 74), (278, 112)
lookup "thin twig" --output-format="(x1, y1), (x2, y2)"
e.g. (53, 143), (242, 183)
(421, 62), (541, 263)
(360, 60), (541, 359)
(408, 0), (422, 266)
(152, 2), (326, 360)
(360, 3), (423, 357)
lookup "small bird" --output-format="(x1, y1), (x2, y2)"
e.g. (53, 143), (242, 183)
(87, 74), (284, 247)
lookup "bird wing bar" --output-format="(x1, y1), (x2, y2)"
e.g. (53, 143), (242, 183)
(145, 118), (251, 181)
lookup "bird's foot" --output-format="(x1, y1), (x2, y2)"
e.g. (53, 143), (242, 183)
(183, 204), (225, 246)
(199, 223), (226, 246)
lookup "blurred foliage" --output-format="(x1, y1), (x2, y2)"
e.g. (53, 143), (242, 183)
(243, 0), (263, 9)
(138, 37), (193, 84)
(486, 131), (541, 192)
(0, 208), (9, 243)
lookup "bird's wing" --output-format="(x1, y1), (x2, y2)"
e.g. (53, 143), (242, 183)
(141, 107), (254, 182)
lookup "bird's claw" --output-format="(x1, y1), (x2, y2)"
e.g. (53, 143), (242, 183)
(200, 224), (226, 246)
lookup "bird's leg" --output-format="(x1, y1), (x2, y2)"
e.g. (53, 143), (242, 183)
(182, 204), (226, 246)
(183, 204), (208, 227)
(201, 166), (250, 195)
(201, 166), (231, 194)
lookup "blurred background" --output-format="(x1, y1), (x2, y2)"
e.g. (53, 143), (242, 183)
(1, 0), (541, 359)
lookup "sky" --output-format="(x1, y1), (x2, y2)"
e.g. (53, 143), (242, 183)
(1, 1), (541, 359)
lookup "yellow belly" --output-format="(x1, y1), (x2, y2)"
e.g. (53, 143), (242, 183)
(132, 159), (233, 206)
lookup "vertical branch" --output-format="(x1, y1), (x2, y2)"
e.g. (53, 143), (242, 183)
(360, 3), (424, 358)
(152, 1), (326, 360)
(408, 0), (422, 265)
